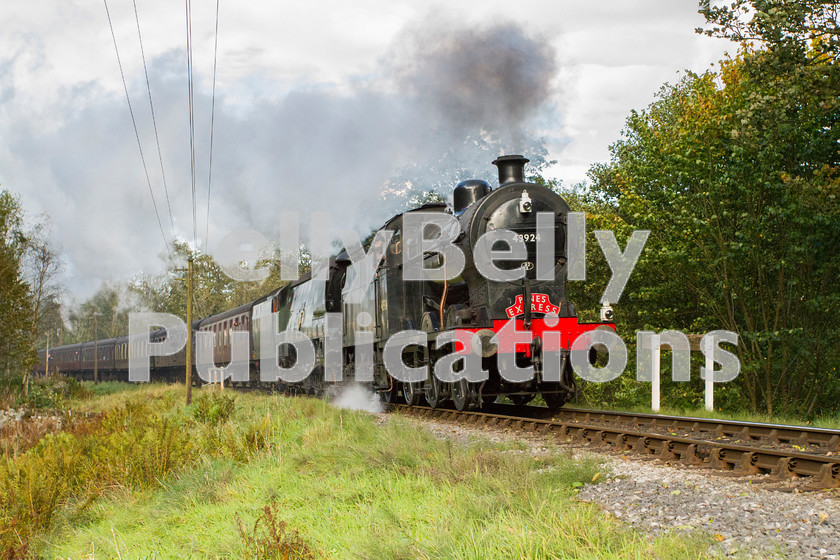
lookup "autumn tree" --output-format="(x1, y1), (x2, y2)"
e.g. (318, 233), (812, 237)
(698, 0), (839, 63)
(0, 190), (36, 377)
(588, 1), (840, 416)
(65, 283), (130, 343)
(22, 219), (65, 349)
(129, 241), (296, 324)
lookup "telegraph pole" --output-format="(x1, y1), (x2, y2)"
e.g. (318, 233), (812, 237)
(93, 312), (99, 384)
(186, 255), (194, 405)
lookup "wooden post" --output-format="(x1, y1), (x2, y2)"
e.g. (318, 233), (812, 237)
(186, 256), (194, 405)
(45, 332), (50, 376)
(93, 313), (99, 384)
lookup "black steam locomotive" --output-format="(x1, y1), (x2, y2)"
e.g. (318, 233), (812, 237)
(34, 155), (614, 410)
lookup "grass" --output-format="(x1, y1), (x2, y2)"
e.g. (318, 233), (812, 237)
(0, 383), (723, 559)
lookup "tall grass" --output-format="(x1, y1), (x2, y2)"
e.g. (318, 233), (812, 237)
(27, 386), (718, 559)
(0, 387), (272, 558)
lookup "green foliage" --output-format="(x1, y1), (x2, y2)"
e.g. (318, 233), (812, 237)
(192, 391), (238, 424)
(8, 375), (90, 410)
(128, 240), (291, 323)
(0, 190), (37, 379)
(588, 22), (840, 415)
(698, 0), (839, 63)
(17, 379), (69, 410)
(64, 282), (129, 344)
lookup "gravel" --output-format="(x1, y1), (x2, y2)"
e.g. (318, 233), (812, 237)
(577, 456), (840, 559)
(387, 411), (840, 559)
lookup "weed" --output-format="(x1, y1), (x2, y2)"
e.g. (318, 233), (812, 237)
(193, 392), (237, 424)
(0, 416), (60, 460)
(237, 502), (319, 560)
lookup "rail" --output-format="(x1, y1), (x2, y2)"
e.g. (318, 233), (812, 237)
(390, 403), (840, 489)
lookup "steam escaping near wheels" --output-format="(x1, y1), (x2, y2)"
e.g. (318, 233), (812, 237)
(332, 384), (384, 414)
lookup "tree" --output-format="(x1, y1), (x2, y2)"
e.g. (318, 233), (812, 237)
(22, 219), (64, 348)
(698, 0), (839, 63)
(67, 283), (130, 343)
(0, 190), (36, 377)
(129, 241), (295, 324)
(588, 29), (840, 416)
(129, 242), (234, 321)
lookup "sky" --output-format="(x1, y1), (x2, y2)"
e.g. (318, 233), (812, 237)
(1, 0), (733, 302)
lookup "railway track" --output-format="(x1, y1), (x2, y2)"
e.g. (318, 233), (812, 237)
(390, 403), (840, 490)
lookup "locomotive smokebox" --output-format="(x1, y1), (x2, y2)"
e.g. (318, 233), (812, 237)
(492, 155), (530, 185)
(453, 180), (492, 214)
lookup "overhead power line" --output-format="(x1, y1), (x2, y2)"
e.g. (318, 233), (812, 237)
(103, 0), (174, 263)
(186, 0), (198, 249)
(205, 0), (221, 251)
(132, 0), (177, 240)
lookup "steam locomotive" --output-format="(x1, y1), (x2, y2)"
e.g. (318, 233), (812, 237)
(34, 155), (614, 410)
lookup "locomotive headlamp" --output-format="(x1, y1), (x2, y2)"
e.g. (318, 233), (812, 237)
(519, 190), (533, 213)
(600, 301), (614, 322)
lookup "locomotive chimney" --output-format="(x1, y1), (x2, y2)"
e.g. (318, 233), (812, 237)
(492, 155), (529, 185)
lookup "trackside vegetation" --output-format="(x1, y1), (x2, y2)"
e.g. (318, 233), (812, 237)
(566, 0), (840, 417)
(0, 383), (716, 559)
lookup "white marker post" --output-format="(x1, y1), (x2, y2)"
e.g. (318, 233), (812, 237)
(704, 334), (714, 411)
(651, 334), (660, 413)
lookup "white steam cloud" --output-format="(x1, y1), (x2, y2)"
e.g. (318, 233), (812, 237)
(5, 15), (562, 300)
(333, 384), (384, 414)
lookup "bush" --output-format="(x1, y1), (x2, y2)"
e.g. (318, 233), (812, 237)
(11, 375), (92, 410)
(0, 397), (196, 556)
(192, 392), (237, 424)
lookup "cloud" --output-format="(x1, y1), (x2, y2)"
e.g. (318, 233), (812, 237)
(4, 15), (562, 301)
